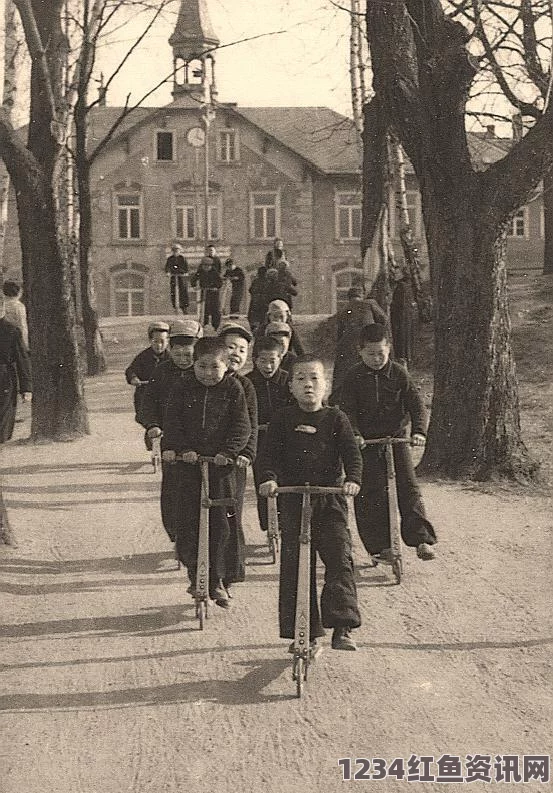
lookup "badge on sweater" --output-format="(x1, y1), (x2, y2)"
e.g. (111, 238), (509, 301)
(295, 424), (317, 434)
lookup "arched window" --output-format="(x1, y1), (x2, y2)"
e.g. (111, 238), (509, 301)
(332, 266), (364, 313)
(110, 263), (148, 316)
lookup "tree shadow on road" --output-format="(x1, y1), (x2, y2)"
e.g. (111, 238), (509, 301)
(0, 551), (175, 576)
(0, 657), (294, 711)
(1, 462), (148, 476)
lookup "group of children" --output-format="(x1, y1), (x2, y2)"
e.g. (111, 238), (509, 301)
(125, 301), (437, 653)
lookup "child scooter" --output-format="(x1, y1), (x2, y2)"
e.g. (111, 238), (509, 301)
(361, 437), (413, 584)
(267, 484), (343, 698)
(191, 456), (235, 630)
(136, 384), (161, 473)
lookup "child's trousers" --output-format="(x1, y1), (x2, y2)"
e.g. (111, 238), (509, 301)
(171, 462), (232, 588)
(224, 466), (247, 584)
(354, 443), (437, 554)
(278, 493), (361, 640)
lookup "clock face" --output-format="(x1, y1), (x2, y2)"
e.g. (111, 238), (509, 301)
(187, 126), (205, 147)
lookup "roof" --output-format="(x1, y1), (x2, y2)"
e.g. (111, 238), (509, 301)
(169, 0), (219, 49)
(86, 103), (515, 177)
(230, 106), (361, 175)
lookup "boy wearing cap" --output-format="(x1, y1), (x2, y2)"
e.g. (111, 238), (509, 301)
(254, 299), (305, 357)
(265, 321), (297, 373)
(217, 321), (258, 591)
(140, 319), (203, 542)
(162, 337), (251, 608)
(223, 258), (246, 317)
(246, 336), (290, 533)
(164, 244), (190, 313)
(125, 321), (170, 447)
(191, 257), (223, 330)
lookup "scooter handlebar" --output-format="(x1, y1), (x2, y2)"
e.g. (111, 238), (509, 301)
(361, 437), (413, 446)
(270, 485), (344, 495)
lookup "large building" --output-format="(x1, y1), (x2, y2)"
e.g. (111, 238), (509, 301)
(2, 0), (545, 317)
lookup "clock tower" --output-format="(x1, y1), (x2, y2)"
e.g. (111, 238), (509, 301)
(169, 0), (219, 101)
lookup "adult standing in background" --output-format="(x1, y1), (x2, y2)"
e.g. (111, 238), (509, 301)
(2, 281), (29, 350)
(247, 265), (268, 333)
(0, 297), (32, 443)
(390, 264), (418, 370)
(264, 237), (286, 269)
(224, 258), (246, 317)
(165, 243), (189, 314)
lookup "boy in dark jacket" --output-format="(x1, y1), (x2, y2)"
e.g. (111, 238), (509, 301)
(340, 323), (437, 563)
(125, 321), (170, 447)
(223, 259), (246, 316)
(259, 355), (362, 653)
(217, 322), (258, 592)
(246, 336), (290, 533)
(191, 257), (223, 330)
(162, 337), (251, 608)
(265, 321), (297, 373)
(140, 319), (203, 542)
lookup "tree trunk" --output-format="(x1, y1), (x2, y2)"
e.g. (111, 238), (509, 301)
(418, 184), (537, 480)
(75, 113), (106, 376)
(0, 484), (16, 546)
(542, 168), (553, 275)
(16, 174), (89, 440)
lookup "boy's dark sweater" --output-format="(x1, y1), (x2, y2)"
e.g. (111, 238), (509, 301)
(162, 370), (251, 457)
(246, 367), (290, 426)
(139, 359), (191, 430)
(190, 267), (223, 290)
(125, 347), (169, 384)
(259, 404), (362, 487)
(229, 370), (258, 462)
(340, 359), (427, 439)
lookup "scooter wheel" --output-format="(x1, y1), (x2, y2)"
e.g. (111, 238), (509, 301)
(392, 558), (402, 585)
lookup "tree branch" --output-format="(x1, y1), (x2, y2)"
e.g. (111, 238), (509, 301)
(13, 0), (56, 120)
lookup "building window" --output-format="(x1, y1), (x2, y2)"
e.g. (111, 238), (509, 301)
(218, 129), (239, 162)
(508, 208), (528, 238)
(332, 267), (364, 313)
(208, 204), (220, 240)
(175, 197), (197, 240)
(156, 131), (174, 161)
(251, 192), (279, 239)
(113, 270), (145, 316)
(336, 192), (362, 240)
(174, 195), (221, 241)
(116, 194), (142, 240)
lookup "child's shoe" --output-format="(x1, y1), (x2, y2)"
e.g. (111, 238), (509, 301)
(331, 627), (357, 651)
(211, 580), (231, 608)
(416, 543), (436, 560)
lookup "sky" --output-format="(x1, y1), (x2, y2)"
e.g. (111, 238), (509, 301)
(92, 0), (356, 116)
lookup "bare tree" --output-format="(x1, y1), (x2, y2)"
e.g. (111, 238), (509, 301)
(448, 0), (553, 274)
(0, 0), (89, 441)
(365, 0), (553, 480)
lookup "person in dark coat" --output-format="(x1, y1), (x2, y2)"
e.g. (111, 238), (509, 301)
(125, 321), (170, 447)
(191, 257), (223, 330)
(205, 244), (223, 274)
(264, 237), (286, 269)
(339, 323), (437, 563)
(390, 265), (418, 369)
(258, 355), (362, 653)
(275, 260), (298, 309)
(246, 336), (291, 533)
(254, 299), (305, 357)
(329, 287), (388, 405)
(247, 266), (269, 332)
(162, 337), (251, 608)
(0, 304), (32, 443)
(223, 258), (246, 316)
(140, 319), (203, 542)
(217, 322), (258, 592)
(164, 243), (190, 313)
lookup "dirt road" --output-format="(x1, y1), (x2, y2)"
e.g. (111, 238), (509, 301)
(1, 371), (551, 792)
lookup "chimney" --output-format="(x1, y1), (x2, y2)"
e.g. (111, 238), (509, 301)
(98, 72), (107, 107)
(512, 113), (523, 142)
